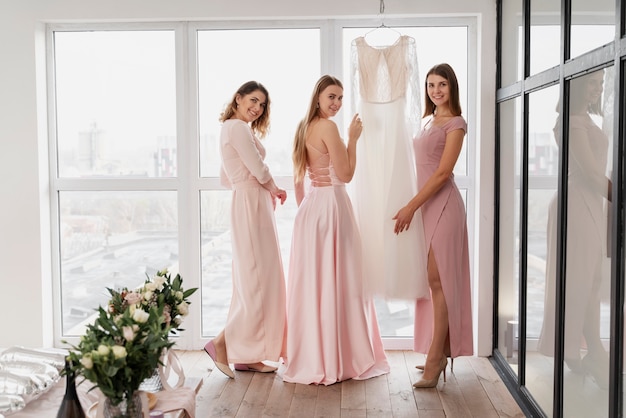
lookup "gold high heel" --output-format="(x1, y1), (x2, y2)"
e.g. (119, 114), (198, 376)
(413, 357), (448, 388)
(416, 357), (454, 373)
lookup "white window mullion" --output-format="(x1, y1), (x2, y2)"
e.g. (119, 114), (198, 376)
(176, 21), (201, 350)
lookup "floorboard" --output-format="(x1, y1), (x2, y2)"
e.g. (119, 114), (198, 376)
(176, 350), (526, 417)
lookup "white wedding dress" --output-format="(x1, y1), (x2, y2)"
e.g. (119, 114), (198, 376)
(350, 35), (429, 300)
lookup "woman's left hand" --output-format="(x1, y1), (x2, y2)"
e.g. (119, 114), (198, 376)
(392, 205), (415, 235)
(273, 188), (287, 206)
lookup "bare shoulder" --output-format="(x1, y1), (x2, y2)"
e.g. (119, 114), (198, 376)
(316, 117), (339, 132)
(310, 118), (340, 146)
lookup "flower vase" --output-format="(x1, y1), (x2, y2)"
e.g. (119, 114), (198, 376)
(138, 367), (163, 393)
(102, 391), (142, 418)
(138, 349), (185, 393)
(138, 348), (167, 393)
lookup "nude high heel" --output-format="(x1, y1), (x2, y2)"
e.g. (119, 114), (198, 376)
(416, 357), (454, 373)
(413, 357), (448, 388)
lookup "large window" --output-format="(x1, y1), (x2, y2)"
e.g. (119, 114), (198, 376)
(51, 29), (178, 337)
(496, 0), (621, 416)
(196, 27), (320, 337)
(49, 19), (476, 349)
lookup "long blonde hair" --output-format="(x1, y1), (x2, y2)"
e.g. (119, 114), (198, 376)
(219, 81), (271, 138)
(293, 75), (343, 183)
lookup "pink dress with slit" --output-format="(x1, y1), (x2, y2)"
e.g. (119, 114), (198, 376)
(412, 116), (473, 357)
(281, 143), (389, 385)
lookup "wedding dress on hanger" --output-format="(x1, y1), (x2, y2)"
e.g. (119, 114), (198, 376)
(350, 32), (429, 300)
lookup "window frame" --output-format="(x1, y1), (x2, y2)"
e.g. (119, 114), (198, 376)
(48, 17), (478, 351)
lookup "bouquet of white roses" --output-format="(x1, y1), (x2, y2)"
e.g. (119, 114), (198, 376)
(65, 304), (174, 407)
(107, 268), (198, 333)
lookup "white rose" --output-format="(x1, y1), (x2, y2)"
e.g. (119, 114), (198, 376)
(80, 355), (93, 369)
(153, 276), (166, 291)
(97, 345), (110, 356)
(111, 345), (127, 359)
(177, 301), (189, 316)
(145, 282), (157, 292)
(133, 309), (150, 323)
(175, 291), (184, 301)
(143, 290), (154, 301)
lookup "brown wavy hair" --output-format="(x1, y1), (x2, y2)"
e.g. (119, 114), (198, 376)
(219, 81), (271, 138)
(423, 63), (462, 117)
(293, 75), (343, 184)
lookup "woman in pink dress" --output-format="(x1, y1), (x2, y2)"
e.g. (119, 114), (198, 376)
(204, 81), (287, 378)
(282, 75), (389, 385)
(393, 64), (473, 388)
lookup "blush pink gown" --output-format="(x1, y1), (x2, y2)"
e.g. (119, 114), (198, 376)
(219, 119), (287, 364)
(412, 116), (473, 358)
(281, 144), (389, 385)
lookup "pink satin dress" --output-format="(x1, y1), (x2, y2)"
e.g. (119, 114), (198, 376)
(282, 143), (389, 385)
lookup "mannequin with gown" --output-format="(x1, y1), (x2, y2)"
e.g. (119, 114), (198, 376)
(350, 33), (429, 299)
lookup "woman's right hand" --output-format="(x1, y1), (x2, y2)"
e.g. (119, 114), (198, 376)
(348, 113), (363, 142)
(392, 205), (416, 235)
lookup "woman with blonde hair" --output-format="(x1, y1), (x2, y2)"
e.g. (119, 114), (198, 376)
(282, 75), (389, 385)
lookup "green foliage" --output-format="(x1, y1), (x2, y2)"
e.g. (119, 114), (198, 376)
(63, 267), (197, 406)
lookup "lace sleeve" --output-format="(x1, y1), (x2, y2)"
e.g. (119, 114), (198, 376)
(406, 37), (421, 138)
(350, 38), (361, 115)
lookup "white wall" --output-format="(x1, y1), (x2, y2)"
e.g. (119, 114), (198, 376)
(0, 0), (496, 355)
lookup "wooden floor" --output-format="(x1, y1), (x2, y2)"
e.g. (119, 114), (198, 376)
(174, 350), (526, 417)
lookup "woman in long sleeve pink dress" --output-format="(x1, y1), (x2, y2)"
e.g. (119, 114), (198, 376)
(393, 64), (473, 388)
(282, 75), (389, 385)
(204, 81), (287, 378)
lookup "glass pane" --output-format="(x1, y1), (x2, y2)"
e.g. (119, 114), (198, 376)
(527, 84), (560, 417)
(530, 1), (561, 75)
(200, 190), (297, 337)
(562, 67), (613, 417)
(501, 0), (524, 85)
(342, 26), (468, 176)
(197, 29), (320, 178)
(571, 0), (615, 60)
(59, 191), (178, 335)
(497, 97), (522, 374)
(54, 31), (176, 178)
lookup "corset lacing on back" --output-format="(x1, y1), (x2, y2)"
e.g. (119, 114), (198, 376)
(306, 143), (344, 187)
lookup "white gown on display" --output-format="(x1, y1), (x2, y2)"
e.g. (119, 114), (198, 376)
(350, 35), (429, 299)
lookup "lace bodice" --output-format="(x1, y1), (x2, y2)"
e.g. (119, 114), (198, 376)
(306, 143), (343, 187)
(350, 35), (421, 136)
